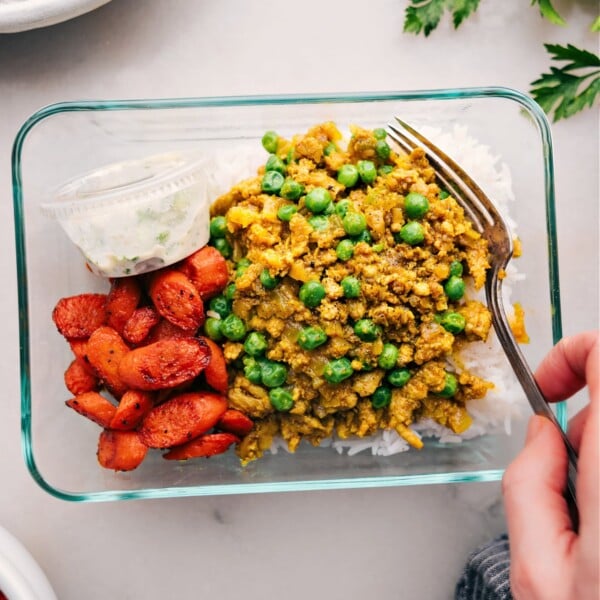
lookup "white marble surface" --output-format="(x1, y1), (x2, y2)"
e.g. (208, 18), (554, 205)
(0, 1), (598, 599)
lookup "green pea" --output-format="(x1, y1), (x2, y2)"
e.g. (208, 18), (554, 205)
(437, 372), (458, 397)
(342, 212), (367, 236)
(260, 361), (288, 388)
(269, 387), (294, 411)
(373, 128), (387, 141)
(297, 326), (328, 350)
(211, 237), (232, 258)
(387, 368), (411, 388)
(323, 357), (354, 384)
(335, 199), (352, 218)
(265, 154), (287, 175)
(299, 280), (326, 308)
(371, 386), (392, 409)
(260, 268), (280, 290)
(378, 165), (394, 176)
(261, 130), (279, 154)
(378, 343), (399, 370)
(440, 312), (466, 334)
(209, 215), (227, 238)
(341, 276), (361, 298)
(244, 331), (268, 357)
(208, 295), (231, 319)
(261, 171), (285, 195)
(220, 314), (246, 341)
(336, 239), (355, 261)
(398, 221), (425, 246)
(357, 160), (377, 184)
(309, 215), (329, 231)
(235, 258), (251, 279)
(372, 242), (385, 253)
(323, 201), (336, 215)
(439, 190), (450, 200)
(404, 192), (430, 219)
(243, 358), (262, 384)
(352, 229), (373, 245)
(449, 260), (464, 277)
(444, 275), (466, 301)
(280, 178), (304, 201)
(277, 204), (298, 222)
(354, 319), (380, 342)
(324, 142), (337, 156)
(204, 317), (224, 341)
(285, 147), (295, 164)
(375, 140), (391, 161)
(224, 283), (236, 301)
(337, 164), (359, 188)
(304, 187), (332, 214)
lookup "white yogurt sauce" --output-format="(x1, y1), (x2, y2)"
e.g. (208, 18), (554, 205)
(42, 153), (211, 277)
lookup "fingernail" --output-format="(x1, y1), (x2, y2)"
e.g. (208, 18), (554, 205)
(526, 415), (545, 442)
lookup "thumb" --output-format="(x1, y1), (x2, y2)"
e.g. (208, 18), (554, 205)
(503, 416), (577, 592)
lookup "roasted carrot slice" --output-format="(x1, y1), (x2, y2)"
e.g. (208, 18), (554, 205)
(122, 306), (161, 345)
(64, 358), (99, 395)
(52, 293), (107, 339)
(69, 339), (87, 360)
(85, 326), (130, 398)
(148, 270), (205, 332)
(105, 277), (142, 334)
(144, 318), (194, 345)
(118, 337), (210, 391)
(138, 391), (227, 448)
(163, 432), (239, 460)
(217, 409), (254, 437)
(97, 429), (148, 471)
(109, 390), (154, 430)
(153, 381), (195, 407)
(65, 391), (116, 428)
(200, 336), (228, 393)
(68, 339), (96, 374)
(178, 246), (228, 300)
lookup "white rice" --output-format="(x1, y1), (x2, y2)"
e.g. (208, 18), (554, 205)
(205, 125), (526, 457)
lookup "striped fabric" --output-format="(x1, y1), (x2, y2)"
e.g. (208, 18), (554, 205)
(455, 534), (513, 600)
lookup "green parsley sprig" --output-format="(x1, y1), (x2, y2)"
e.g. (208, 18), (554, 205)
(531, 0), (565, 26)
(531, 44), (600, 121)
(403, 0), (481, 36)
(403, 0), (600, 121)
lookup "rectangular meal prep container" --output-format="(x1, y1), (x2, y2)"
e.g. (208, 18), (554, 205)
(12, 87), (563, 502)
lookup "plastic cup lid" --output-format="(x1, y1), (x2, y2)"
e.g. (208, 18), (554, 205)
(42, 152), (207, 218)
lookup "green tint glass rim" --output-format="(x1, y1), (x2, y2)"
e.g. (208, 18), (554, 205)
(12, 86), (564, 502)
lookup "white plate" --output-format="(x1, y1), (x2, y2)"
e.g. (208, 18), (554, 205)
(0, 525), (56, 600)
(0, 0), (111, 33)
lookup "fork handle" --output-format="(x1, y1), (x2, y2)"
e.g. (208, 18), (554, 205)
(507, 340), (579, 528)
(491, 301), (579, 528)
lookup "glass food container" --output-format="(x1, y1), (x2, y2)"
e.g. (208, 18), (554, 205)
(12, 88), (563, 502)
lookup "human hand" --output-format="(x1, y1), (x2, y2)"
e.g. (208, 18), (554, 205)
(502, 330), (599, 600)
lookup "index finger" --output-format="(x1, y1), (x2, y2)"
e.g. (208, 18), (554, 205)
(534, 330), (599, 404)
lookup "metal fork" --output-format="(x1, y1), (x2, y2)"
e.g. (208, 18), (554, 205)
(388, 119), (579, 522)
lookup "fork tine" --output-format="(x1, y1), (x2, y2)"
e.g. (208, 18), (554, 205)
(387, 124), (486, 232)
(387, 121), (497, 235)
(394, 119), (503, 226)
